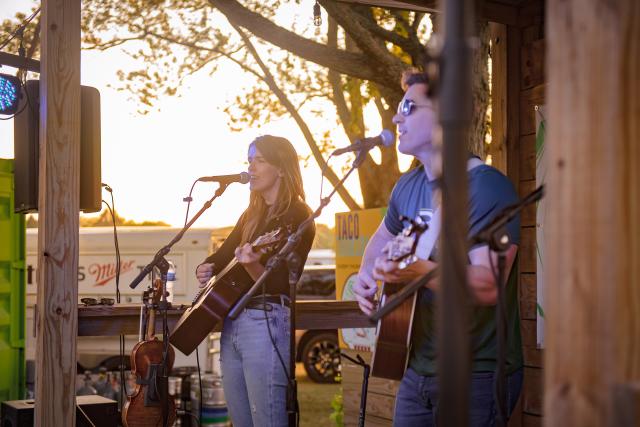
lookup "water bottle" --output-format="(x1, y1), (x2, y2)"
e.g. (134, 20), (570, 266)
(76, 371), (97, 396)
(166, 261), (176, 303)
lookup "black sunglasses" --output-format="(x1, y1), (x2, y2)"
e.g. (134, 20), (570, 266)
(397, 99), (433, 117)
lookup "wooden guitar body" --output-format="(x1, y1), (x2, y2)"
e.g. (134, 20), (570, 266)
(169, 274), (246, 355)
(170, 228), (285, 355)
(370, 282), (417, 380)
(370, 209), (440, 381)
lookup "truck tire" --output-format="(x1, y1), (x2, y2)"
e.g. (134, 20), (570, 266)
(300, 332), (340, 383)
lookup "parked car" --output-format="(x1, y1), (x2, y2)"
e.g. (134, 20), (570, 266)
(295, 264), (341, 383)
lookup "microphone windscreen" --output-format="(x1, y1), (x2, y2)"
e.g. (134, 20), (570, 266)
(380, 129), (395, 147)
(238, 171), (250, 184)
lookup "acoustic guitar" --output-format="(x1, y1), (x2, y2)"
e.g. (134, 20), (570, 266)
(122, 279), (177, 427)
(371, 209), (441, 380)
(169, 228), (285, 355)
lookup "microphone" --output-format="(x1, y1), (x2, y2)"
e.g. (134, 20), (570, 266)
(332, 129), (395, 155)
(198, 172), (250, 185)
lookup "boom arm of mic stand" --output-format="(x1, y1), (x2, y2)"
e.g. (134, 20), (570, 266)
(229, 150), (368, 320)
(129, 183), (231, 289)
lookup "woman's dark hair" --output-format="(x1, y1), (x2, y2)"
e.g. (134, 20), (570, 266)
(241, 135), (305, 243)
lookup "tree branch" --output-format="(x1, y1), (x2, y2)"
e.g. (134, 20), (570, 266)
(319, 0), (405, 78)
(348, 7), (415, 53)
(412, 12), (426, 31)
(327, 17), (354, 142)
(232, 24), (361, 210)
(208, 0), (389, 87)
(391, 10), (427, 66)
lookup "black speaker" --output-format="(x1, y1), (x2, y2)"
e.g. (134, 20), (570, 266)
(0, 395), (118, 427)
(13, 79), (102, 214)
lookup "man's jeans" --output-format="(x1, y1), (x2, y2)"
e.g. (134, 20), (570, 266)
(393, 367), (524, 427)
(220, 303), (290, 427)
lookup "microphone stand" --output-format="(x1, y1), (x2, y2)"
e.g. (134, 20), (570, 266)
(129, 182), (232, 290)
(339, 352), (370, 427)
(287, 252), (302, 427)
(127, 182), (234, 427)
(228, 149), (368, 427)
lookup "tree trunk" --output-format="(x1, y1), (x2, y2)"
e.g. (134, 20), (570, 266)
(470, 20), (490, 158)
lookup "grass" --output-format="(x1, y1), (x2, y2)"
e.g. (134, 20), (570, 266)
(296, 363), (340, 427)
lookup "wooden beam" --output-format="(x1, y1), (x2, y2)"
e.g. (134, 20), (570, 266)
(336, 0), (519, 25)
(77, 300), (374, 336)
(505, 24), (521, 183)
(545, 0), (640, 425)
(35, 0), (81, 426)
(0, 52), (40, 73)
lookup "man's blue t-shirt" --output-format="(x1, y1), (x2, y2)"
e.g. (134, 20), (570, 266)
(383, 163), (523, 375)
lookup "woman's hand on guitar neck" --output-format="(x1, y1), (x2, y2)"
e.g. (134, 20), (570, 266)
(235, 243), (266, 280)
(196, 263), (215, 288)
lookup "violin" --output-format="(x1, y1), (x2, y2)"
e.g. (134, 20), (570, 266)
(122, 279), (177, 426)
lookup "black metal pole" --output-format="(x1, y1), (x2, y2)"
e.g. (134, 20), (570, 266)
(437, 0), (474, 425)
(340, 352), (370, 427)
(129, 183), (231, 289)
(287, 253), (302, 427)
(495, 250), (508, 426)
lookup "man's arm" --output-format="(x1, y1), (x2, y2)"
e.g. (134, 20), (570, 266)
(467, 244), (518, 305)
(352, 222), (395, 315)
(372, 243), (519, 306)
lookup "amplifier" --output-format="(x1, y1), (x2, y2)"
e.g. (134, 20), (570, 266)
(1, 395), (118, 427)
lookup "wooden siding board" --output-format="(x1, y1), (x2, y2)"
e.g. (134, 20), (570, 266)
(523, 367), (543, 416)
(519, 179), (536, 226)
(519, 84), (545, 136)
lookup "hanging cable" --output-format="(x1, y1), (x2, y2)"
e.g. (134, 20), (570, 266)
(0, 7), (41, 51)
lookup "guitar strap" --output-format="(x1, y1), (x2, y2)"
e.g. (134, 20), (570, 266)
(414, 157), (484, 261)
(415, 206), (441, 261)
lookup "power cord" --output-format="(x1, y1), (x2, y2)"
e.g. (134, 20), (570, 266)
(488, 248), (509, 425)
(196, 346), (203, 427)
(261, 281), (299, 426)
(183, 179), (200, 227)
(0, 6), (41, 50)
(101, 183), (126, 411)
(318, 152), (335, 205)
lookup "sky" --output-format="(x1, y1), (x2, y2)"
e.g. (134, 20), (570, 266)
(0, 0), (413, 229)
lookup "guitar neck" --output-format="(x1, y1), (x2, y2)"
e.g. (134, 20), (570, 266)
(201, 241), (266, 290)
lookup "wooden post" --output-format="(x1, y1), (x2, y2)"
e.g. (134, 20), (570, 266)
(488, 22), (507, 174)
(35, 0), (81, 425)
(545, 1), (640, 426)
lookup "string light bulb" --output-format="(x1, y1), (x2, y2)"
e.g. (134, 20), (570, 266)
(313, 1), (322, 27)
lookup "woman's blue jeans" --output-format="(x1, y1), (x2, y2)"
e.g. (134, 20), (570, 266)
(220, 302), (290, 427)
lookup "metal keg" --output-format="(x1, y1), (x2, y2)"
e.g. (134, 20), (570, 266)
(190, 373), (230, 426)
(171, 366), (198, 427)
(168, 376), (183, 426)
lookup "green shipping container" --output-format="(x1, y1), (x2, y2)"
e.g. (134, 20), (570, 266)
(0, 158), (26, 401)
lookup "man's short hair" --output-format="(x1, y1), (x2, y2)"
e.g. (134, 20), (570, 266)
(401, 70), (429, 90)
